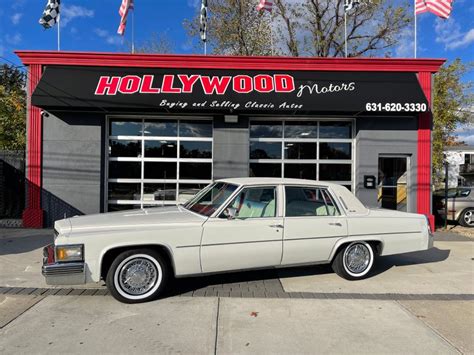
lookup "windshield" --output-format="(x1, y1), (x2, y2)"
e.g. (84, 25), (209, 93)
(184, 182), (238, 216)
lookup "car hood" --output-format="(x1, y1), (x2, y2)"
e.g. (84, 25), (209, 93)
(57, 205), (207, 235)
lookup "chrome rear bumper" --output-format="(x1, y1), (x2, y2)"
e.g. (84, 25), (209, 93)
(42, 244), (86, 285)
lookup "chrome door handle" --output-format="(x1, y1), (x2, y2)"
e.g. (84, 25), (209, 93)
(269, 224), (284, 229)
(329, 222), (342, 227)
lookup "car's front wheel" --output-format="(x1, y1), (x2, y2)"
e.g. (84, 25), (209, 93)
(106, 249), (169, 303)
(332, 241), (375, 280)
(459, 209), (474, 228)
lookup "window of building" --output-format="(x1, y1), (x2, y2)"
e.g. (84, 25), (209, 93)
(249, 120), (353, 188)
(107, 118), (213, 210)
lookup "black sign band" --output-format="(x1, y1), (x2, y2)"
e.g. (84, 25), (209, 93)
(32, 66), (428, 114)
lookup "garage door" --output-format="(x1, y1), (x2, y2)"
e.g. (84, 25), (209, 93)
(249, 119), (354, 191)
(107, 117), (213, 211)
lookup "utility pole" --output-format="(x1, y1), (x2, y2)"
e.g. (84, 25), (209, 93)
(444, 161), (449, 230)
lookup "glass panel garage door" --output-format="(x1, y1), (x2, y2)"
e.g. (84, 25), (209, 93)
(249, 120), (353, 190)
(107, 118), (212, 211)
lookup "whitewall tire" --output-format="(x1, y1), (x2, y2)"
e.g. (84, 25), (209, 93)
(106, 249), (169, 303)
(332, 241), (375, 280)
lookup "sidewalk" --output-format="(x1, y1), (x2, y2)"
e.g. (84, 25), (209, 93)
(0, 228), (473, 354)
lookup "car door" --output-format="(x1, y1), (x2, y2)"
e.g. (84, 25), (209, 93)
(200, 185), (283, 273)
(281, 186), (348, 265)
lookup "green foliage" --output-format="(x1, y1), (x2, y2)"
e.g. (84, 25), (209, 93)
(432, 59), (473, 184)
(0, 64), (26, 150)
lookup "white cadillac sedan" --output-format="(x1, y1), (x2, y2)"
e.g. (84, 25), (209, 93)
(43, 178), (433, 303)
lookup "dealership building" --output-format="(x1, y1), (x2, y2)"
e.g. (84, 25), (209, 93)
(16, 51), (443, 228)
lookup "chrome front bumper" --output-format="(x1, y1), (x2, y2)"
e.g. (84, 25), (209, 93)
(42, 244), (86, 285)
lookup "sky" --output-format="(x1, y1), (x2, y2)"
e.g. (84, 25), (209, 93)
(0, 0), (472, 141)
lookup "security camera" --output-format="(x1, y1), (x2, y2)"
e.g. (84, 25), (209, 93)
(40, 110), (50, 118)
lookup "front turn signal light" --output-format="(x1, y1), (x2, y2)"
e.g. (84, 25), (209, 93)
(55, 245), (84, 262)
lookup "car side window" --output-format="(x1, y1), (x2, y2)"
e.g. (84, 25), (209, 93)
(221, 187), (277, 219)
(457, 189), (471, 198)
(285, 186), (340, 217)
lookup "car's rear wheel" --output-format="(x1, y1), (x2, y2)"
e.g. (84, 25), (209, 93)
(332, 241), (374, 280)
(459, 209), (474, 228)
(106, 249), (169, 303)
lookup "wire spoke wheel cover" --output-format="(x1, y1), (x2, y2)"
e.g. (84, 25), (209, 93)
(114, 254), (163, 300)
(343, 242), (373, 277)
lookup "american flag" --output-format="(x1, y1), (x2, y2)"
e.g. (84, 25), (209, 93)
(256, 0), (273, 12)
(117, 0), (134, 35)
(415, 0), (453, 19)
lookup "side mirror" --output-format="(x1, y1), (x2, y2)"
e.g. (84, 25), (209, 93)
(224, 207), (237, 220)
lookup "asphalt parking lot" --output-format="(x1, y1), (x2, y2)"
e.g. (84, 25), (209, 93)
(0, 228), (473, 354)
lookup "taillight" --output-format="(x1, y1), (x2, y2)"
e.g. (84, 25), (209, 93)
(424, 215), (433, 235)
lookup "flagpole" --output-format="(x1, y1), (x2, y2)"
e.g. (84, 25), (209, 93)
(204, 42), (207, 55)
(131, 8), (135, 54)
(344, 11), (348, 58)
(270, 12), (274, 56)
(414, 1), (417, 58)
(57, 13), (60, 51)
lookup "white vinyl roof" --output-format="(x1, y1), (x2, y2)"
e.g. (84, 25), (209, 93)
(217, 177), (340, 188)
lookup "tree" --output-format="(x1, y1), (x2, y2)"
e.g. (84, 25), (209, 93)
(0, 64), (26, 150)
(132, 33), (174, 54)
(432, 59), (473, 184)
(184, 0), (411, 57)
(183, 0), (274, 56)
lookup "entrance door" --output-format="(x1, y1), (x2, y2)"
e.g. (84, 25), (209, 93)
(378, 156), (409, 211)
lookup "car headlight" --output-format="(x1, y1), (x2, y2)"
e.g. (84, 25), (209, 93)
(55, 245), (84, 262)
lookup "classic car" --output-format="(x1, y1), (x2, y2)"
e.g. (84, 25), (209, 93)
(433, 187), (474, 227)
(43, 178), (433, 303)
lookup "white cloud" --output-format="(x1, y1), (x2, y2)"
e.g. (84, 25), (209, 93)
(11, 13), (22, 25)
(456, 120), (474, 145)
(61, 5), (94, 27)
(187, 0), (200, 9)
(449, 29), (474, 49)
(459, 134), (474, 145)
(395, 27), (414, 57)
(5, 33), (22, 45)
(94, 28), (108, 37)
(11, 0), (25, 10)
(435, 18), (474, 50)
(94, 28), (122, 46)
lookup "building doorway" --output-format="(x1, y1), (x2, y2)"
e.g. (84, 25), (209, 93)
(378, 156), (410, 212)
